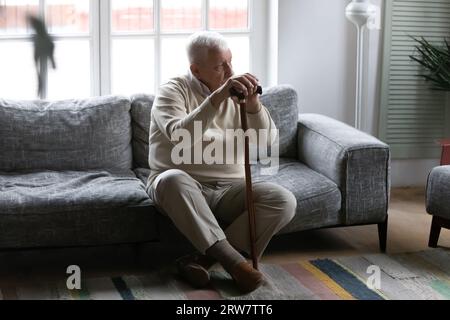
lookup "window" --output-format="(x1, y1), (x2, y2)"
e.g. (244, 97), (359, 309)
(108, 0), (251, 95)
(0, 0), (262, 100)
(0, 0), (40, 99)
(0, 0), (92, 99)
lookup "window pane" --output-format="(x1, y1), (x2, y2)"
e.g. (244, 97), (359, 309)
(111, 0), (154, 33)
(112, 38), (155, 95)
(225, 36), (249, 75)
(161, 0), (201, 32)
(46, 0), (89, 34)
(209, 0), (248, 30)
(47, 40), (90, 99)
(0, 41), (37, 99)
(161, 37), (189, 83)
(0, 0), (39, 35)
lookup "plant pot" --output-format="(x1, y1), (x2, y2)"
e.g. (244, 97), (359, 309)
(446, 92), (450, 126)
(440, 93), (450, 165)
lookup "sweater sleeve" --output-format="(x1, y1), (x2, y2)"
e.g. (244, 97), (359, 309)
(246, 102), (278, 147)
(152, 81), (217, 146)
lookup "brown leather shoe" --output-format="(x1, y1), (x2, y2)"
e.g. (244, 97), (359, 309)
(230, 261), (265, 293)
(175, 254), (215, 288)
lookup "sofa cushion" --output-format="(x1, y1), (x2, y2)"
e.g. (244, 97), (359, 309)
(252, 158), (342, 233)
(426, 165), (450, 218)
(130, 85), (299, 169)
(131, 94), (154, 169)
(0, 170), (157, 248)
(0, 96), (132, 171)
(0, 170), (151, 214)
(133, 159), (342, 233)
(260, 85), (299, 158)
(134, 167), (151, 185)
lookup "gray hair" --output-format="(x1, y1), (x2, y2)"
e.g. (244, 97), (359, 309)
(186, 31), (229, 64)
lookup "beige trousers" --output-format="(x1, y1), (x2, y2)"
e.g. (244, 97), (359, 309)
(147, 169), (296, 258)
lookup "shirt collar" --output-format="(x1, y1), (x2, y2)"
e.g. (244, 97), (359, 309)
(188, 70), (211, 98)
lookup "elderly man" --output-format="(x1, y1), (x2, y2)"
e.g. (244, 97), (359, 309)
(147, 31), (296, 293)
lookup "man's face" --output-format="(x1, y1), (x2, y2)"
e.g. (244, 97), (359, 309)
(191, 48), (233, 92)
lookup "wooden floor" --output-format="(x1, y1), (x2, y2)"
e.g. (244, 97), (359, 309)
(0, 187), (449, 284)
(264, 187), (450, 263)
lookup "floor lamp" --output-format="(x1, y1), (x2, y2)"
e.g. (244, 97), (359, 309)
(345, 0), (378, 130)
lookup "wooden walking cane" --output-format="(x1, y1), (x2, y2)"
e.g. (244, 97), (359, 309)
(230, 86), (263, 270)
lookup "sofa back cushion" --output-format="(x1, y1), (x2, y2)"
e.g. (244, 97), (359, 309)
(130, 94), (154, 169)
(260, 85), (299, 158)
(129, 85), (299, 168)
(0, 96), (132, 171)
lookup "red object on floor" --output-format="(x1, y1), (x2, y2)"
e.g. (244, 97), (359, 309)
(438, 139), (450, 165)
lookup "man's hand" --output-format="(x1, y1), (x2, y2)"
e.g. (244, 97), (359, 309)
(210, 73), (262, 113)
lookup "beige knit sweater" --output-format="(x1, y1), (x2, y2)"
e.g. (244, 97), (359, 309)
(147, 73), (277, 187)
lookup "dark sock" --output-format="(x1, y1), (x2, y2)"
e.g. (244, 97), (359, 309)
(205, 240), (246, 274)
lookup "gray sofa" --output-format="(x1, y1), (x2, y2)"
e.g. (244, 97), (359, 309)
(0, 85), (391, 251)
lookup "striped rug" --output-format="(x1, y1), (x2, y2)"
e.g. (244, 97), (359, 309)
(1, 248), (449, 300)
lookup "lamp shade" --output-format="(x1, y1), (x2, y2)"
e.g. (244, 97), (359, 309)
(345, 0), (377, 28)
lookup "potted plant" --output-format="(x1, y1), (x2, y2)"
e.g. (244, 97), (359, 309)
(410, 37), (450, 164)
(410, 37), (450, 106)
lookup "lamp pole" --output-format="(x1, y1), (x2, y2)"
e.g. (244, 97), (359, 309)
(345, 0), (377, 130)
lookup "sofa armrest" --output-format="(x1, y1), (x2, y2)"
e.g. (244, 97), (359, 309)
(298, 114), (390, 225)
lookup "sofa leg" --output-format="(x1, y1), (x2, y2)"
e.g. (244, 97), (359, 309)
(429, 217), (441, 248)
(428, 216), (450, 248)
(429, 216), (450, 248)
(377, 216), (388, 253)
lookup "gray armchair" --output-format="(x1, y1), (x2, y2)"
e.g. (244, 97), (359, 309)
(426, 165), (450, 248)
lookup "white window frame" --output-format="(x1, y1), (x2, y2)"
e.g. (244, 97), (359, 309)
(0, 0), (267, 98)
(99, 0), (267, 95)
(46, 0), (96, 98)
(0, 0), (96, 99)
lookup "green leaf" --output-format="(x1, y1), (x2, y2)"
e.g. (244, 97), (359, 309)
(409, 36), (450, 91)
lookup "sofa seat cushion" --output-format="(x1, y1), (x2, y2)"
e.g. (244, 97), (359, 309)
(252, 159), (342, 233)
(0, 170), (157, 248)
(0, 170), (152, 214)
(426, 165), (450, 218)
(134, 167), (151, 186)
(131, 160), (343, 233)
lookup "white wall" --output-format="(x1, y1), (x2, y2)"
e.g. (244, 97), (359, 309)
(277, 0), (440, 187)
(278, 0), (356, 123)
